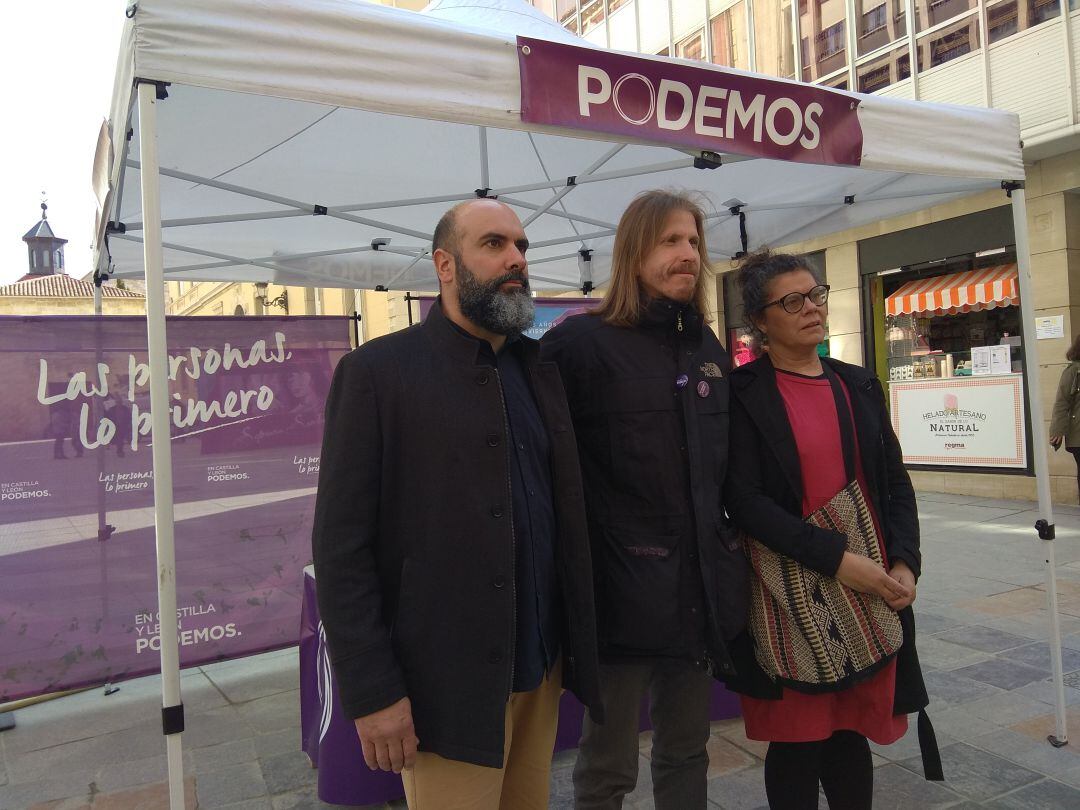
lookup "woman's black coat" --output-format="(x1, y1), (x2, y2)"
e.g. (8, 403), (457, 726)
(725, 354), (929, 716)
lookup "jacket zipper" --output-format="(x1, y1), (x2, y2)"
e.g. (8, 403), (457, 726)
(492, 368), (517, 698)
(677, 311), (684, 333)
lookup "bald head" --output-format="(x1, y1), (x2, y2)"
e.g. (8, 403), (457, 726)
(432, 199), (517, 258)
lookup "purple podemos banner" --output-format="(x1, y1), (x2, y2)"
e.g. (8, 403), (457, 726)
(0, 316), (351, 702)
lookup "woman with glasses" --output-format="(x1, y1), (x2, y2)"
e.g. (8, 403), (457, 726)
(725, 251), (934, 809)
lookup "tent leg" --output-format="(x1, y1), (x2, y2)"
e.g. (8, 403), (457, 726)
(137, 80), (188, 807)
(1011, 185), (1068, 748)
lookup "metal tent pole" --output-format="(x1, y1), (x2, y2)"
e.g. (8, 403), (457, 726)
(1010, 183), (1068, 747)
(136, 79), (187, 807)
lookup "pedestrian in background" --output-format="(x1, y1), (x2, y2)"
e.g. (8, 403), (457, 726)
(1050, 332), (1080, 501)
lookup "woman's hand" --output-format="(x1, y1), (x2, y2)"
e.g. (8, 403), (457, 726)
(1051, 435), (1064, 450)
(885, 560), (917, 611)
(836, 552), (911, 606)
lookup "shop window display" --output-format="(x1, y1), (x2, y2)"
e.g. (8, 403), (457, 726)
(880, 254), (1021, 384)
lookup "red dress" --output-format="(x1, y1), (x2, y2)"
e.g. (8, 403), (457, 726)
(740, 369), (908, 745)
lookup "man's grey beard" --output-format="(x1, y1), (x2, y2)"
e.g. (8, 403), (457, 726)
(455, 259), (535, 337)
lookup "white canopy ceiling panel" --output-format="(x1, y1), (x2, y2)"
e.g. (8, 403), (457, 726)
(96, 0), (1024, 291)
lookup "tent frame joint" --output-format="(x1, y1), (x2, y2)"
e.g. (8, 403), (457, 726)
(475, 188), (494, 198)
(106, 221), (127, 235)
(694, 151), (722, 170)
(1002, 180), (1025, 197)
(1036, 519), (1056, 541)
(161, 704), (185, 736)
(844, 195), (855, 205)
(313, 205), (328, 216)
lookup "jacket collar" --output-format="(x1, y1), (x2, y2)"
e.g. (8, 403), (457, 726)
(422, 296), (538, 366)
(639, 296), (703, 340)
(731, 353), (881, 500)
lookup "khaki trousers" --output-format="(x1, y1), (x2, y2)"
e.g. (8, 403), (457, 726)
(402, 660), (563, 810)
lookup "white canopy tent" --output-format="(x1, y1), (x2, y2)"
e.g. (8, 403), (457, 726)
(91, 1), (1065, 805)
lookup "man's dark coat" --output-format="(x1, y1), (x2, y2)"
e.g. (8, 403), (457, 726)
(311, 302), (602, 768)
(541, 301), (748, 678)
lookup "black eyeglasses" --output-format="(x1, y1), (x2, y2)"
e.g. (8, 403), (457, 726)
(763, 284), (830, 314)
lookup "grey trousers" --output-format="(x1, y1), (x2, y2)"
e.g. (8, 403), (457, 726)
(572, 658), (713, 810)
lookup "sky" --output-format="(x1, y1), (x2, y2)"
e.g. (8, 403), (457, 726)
(1, 2), (126, 286)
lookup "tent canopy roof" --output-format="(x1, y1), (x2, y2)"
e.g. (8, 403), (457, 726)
(95, 0), (1024, 292)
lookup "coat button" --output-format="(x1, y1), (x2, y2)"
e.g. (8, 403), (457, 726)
(486, 433), (500, 447)
(493, 575), (505, 589)
(491, 506), (504, 518)
(476, 373), (489, 385)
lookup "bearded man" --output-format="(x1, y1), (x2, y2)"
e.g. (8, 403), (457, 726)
(312, 199), (602, 810)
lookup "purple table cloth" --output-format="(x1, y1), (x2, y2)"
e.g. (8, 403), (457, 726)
(300, 567), (741, 806)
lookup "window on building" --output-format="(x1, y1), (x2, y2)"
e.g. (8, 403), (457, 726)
(609, 0), (632, 13)
(987, 0), (1061, 45)
(580, 0), (605, 33)
(801, 0), (849, 80)
(863, 3), (887, 33)
(677, 29), (706, 61)
(856, 0), (906, 55)
(656, 46), (671, 56)
(529, 0), (555, 15)
(753, 0), (796, 78)
(711, 2), (750, 70)
(1031, 0), (1062, 24)
(43, 250), (50, 269)
(916, 0), (977, 33)
(55, 250), (63, 270)
(556, 0), (576, 24)
(822, 73), (849, 89)
(918, 16), (979, 69)
(817, 21), (846, 59)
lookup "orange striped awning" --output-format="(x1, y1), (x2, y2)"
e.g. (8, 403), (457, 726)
(885, 264), (1018, 317)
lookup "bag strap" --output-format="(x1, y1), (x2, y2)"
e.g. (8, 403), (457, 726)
(820, 362), (856, 483)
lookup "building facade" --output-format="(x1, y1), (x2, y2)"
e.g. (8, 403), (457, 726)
(534, 0), (1080, 503)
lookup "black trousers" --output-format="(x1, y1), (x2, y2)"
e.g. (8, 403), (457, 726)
(573, 659), (712, 810)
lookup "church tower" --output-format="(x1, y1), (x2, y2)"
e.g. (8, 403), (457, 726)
(21, 201), (68, 279)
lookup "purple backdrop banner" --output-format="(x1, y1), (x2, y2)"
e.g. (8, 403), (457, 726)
(0, 315), (351, 702)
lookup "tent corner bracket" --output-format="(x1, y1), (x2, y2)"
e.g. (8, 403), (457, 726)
(134, 78), (170, 100)
(1002, 180), (1025, 197)
(1036, 519), (1055, 541)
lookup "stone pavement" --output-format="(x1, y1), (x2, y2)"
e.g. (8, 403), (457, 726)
(4, 492), (1080, 809)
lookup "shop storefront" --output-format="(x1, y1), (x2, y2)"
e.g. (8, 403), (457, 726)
(859, 207), (1032, 474)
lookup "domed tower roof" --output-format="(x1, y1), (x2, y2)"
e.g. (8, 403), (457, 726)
(20, 201), (68, 279)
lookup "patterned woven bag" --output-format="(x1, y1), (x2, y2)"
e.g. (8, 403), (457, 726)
(744, 363), (905, 691)
(744, 478), (903, 690)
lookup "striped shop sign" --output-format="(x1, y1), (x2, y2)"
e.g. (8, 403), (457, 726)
(885, 264), (1018, 317)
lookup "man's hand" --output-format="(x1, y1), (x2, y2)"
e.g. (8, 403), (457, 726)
(885, 559), (917, 612)
(354, 697), (419, 773)
(836, 552), (911, 606)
